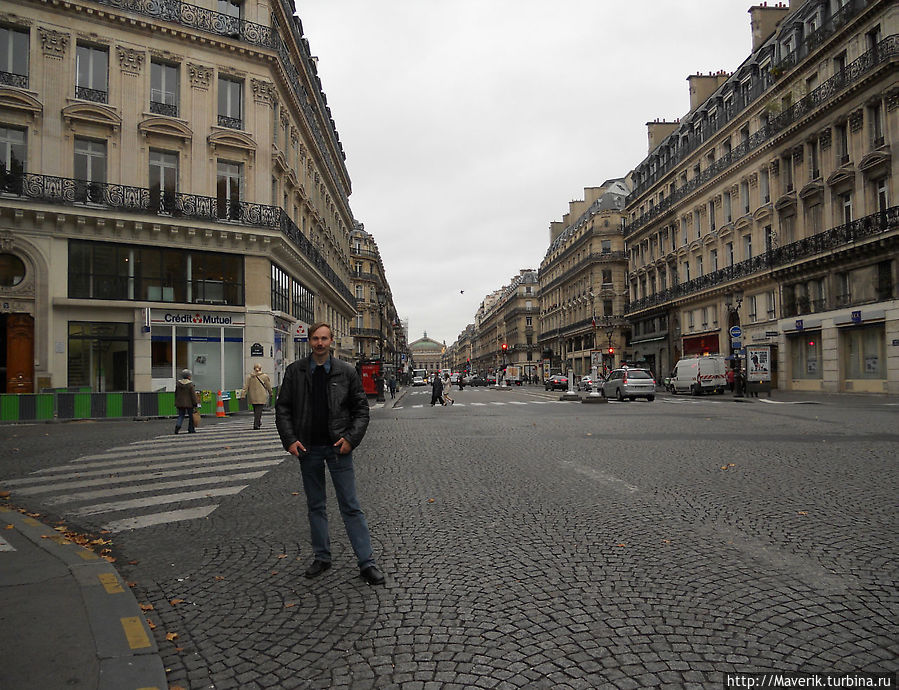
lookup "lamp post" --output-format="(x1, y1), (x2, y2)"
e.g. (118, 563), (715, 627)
(601, 314), (615, 374)
(375, 289), (386, 402)
(725, 291), (744, 398)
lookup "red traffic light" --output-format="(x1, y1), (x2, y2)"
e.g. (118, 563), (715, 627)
(501, 343), (508, 351)
(608, 347), (615, 355)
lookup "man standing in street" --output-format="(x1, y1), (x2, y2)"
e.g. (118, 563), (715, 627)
(275, 322), (385, 586)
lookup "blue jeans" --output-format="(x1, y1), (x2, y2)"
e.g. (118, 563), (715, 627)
(175, 407), (195, 433)
(299, 445), (374, 569)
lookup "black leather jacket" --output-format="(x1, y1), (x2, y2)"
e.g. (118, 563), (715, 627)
(275, 356), (370, 452)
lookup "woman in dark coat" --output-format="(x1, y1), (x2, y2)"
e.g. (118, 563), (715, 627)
(174, 369), (198, 433)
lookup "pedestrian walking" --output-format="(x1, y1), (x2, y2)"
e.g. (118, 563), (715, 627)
(388, 376), (397, 399)
(242, 363), (272, 430)
(174, 369), (198, 434)
(726, 366), (735, 392)
(441, 373), (454, 405)
(274, 322), (384, 586)
(430, 375), (444, 406)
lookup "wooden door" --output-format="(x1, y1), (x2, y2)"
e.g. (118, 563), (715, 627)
(6, 314), (34, 393)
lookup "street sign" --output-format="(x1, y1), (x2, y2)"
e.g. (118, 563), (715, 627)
(731, 340), (742, 349)
(729, 325), (742, 339)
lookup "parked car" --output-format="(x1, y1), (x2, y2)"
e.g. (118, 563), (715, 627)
(545, 374), (569, 391)
(578, 375), (599, 391)
(669, 355), (727, 395)
(600, 368), (656, 401)
(412, 376), (425, 386)
(450, 373), (461, 384)
(486, 374), (497, 385)
(468, 375), (487, 387)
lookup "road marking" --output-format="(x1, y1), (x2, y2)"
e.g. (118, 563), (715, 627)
(120, 616), (152, 649)
(71, 440), (284, 464)
(98, 572), (125, 594)
(0, 536), (15, 552)
(69, 485), (248, 517)
(490, 402), (506, 406)
(470, 403), (486, 406)
(508, 402), (529, 405)
(43, 471), (268, 505)
(104, 505), (218, 533)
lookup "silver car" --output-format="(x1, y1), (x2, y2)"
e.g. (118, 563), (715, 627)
(600, 368), (656, 401)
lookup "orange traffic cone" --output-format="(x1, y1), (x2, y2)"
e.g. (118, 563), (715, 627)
(216, 390), (227, 418)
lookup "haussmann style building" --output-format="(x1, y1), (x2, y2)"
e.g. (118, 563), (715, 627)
(0, 0), (368, 396)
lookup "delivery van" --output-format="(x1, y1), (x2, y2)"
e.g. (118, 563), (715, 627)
(670, 355), (727, 395)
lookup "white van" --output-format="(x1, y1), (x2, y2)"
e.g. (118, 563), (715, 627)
(670, 356), (727, 395)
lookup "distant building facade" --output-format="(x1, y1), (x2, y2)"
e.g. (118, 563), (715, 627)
(625, 0), (898, 393)
(0, 0), (360, 393)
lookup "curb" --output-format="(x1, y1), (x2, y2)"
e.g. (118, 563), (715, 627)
(0, 506), (167, 690)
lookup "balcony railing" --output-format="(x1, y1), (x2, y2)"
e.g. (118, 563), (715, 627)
(75, 86), (108, 103)
(626, 205), (898, 314)
(217, 114), (243, 130)
(0, 169), (354, 304)
(627, 33), (896, 222)
(351, 328), (381, 338)
(150, 100), (178, 117)
(0, 71), (28, 89)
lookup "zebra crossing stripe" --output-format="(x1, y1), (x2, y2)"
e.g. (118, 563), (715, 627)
(70, 485), (248, 517)
(43, 471), (268, 505)
(102, 505), (219, 533)
(71, 440), (283, 464)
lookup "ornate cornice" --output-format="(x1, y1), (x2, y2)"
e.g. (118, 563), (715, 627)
(38, 27), (68, 59)
(117, 47), (145, 75)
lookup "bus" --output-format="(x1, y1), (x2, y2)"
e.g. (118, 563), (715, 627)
(412, 368), (428, 383)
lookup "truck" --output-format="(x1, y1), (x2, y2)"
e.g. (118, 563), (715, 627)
(669, 355), (727, 395)
(504, 365), (522, 385)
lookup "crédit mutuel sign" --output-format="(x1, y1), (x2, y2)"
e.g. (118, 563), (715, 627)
(149, 309), (247, 327)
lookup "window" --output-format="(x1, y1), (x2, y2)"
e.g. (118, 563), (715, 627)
(780, 214), (795, 244)
(68, 322), (132, 392)
(217, 0), (242, 36)
(681, 217), (688, 246)
(842, 324), (885, 380)
(710, 249), (718, 272)
(74, 137), (107, 202)
(149, 149), (177, 214)
(833, 50), (847, 75)
(743, 234), (752, 261)
(835, 123), (849, 164)
(601, 269), (612, 286)
(875, 178), (889, 213)
(782, 153), (794, 192)
(696, 255), (703, 278)
(216, 160), (242, 220)
(76, 44), (108, 103)
(603, 300), (613, 316)
(150, 61), (179, 117)
(694, 209), (701, 239)
(683, 261), (691, 282)
(601, 239), (611, 253)
(839, 192), (852, 225)
(748, 294), (758, 322)
(0, 125), (26, 193)
(808, 140), (819, 179)
(0, 26), (29, 88)
(789, 332), (822, 380)
(764, 225), (774, 253)
(869, 101), (884, 147)
(766, 291), (776, 319)
(218, 76), (243, 129)
(354, 284), (363, 300)
(740, 180), (750, 214)
(726, 242), (734, 267)
(760, 167), (770, 203)
(723, 192), (732, 223)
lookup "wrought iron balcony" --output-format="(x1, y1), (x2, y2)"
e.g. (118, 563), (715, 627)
(626, 206), (898, 315)
(150, 100), (178, 117)
(217, 114), (243, 130)
(0, 169), (355, 304)
(75, 86), (108, 103)
(351, 328), (381, 338)
(627, 34), (896, 217)
(0, 71), (28, 89)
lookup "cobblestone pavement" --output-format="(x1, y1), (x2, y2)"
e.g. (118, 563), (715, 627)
(3, 388), (897, 688)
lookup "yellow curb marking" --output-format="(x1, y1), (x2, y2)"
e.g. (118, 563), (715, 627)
(0, 506), (11, 512)
(120, 616), (152, 649)
(23, 518), (41, 526)
(98, 572), (124, 594)
(45, 535), (72, 545)
(77, 550), (99, 560)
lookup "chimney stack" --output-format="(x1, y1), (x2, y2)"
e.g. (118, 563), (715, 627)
(749, 3), (791, 52)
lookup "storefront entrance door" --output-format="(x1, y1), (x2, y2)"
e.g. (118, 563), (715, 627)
(4, 313), (34, 393)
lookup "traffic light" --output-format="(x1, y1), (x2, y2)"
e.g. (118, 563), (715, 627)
(501, 343), (508, 352)
(608, 347), (615, 355)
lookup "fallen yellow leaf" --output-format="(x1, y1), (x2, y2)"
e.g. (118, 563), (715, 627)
(4, 524), (13, 530)
(139, 603), (154, 611)
(170, 599), (185, 606)
(166, 632), (179, 642)
(146, 619), (157, 630)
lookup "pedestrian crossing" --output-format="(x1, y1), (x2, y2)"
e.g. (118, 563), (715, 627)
(395, 394), (725, 409)
(3, 418), (289, 533)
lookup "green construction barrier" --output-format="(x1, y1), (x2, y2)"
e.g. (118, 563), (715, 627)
(157, 392), (177, 416)
(73, 393), (91, 419)
(1, 394), (19, 422)
(106, 393), (123, 418)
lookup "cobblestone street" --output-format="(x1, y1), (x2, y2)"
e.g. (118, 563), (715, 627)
(4, 388), (897, 688)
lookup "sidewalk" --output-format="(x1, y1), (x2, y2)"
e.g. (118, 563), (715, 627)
(0, 504), (166, 690)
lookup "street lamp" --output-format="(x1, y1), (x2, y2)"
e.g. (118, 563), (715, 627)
(376, 289), (386, 402)
(725, 291), (744, 398)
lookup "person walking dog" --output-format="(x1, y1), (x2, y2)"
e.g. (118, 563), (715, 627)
(174, 369), (198, 434)
(242, 363), (272, 430)
(275, 322), (385, 586)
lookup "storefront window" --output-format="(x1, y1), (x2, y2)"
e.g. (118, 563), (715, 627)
(151, 316), (245, 391)
(788, 332), (822, 379)
(842, 324), (884, 379)
(223, 327), (243, 390)
(67, 322), (132, 391)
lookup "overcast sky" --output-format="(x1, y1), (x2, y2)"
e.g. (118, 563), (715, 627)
(297, 1), (756, 346)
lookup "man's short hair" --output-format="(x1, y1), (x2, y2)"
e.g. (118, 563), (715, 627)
(309, 322), (333, 338)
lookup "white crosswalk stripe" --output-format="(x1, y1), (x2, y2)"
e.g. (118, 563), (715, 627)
(6, 418), (288, 533)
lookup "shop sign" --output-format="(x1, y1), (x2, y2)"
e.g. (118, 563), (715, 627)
(765, 331), (779, 338)
(293, 320), (309, 342)
(151, 309), (246, 326)
(851, 310), (862, 323)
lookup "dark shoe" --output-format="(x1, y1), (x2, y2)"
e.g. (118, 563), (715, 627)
(188, 430), (196, 434)
(174, 427), (179, 434)
(304, 560), (331, 579)
(360, 565), (385, 586)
